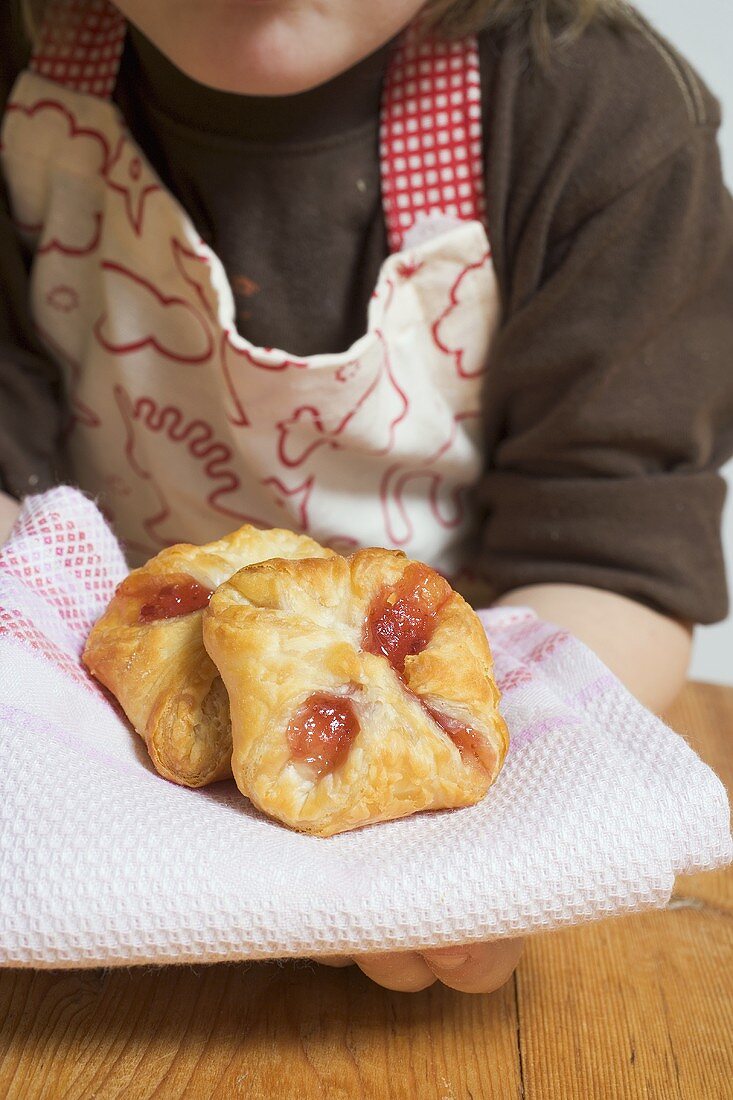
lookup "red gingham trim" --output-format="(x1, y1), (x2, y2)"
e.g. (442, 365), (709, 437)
(0, 507), (121, 632)
(30, 0), (125, 100)
(0, 609), (95, 691)
(380, 26), (486, 253)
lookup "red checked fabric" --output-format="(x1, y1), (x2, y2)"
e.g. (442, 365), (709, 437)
(380, 25), (486, 252)
(30, 0), (125, 100)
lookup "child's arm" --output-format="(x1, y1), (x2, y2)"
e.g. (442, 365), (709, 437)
(494, 583), (692, 713)
(1, 15), (64, 518)
(470, 31), (733, 723)
(0, 179), (66, 530)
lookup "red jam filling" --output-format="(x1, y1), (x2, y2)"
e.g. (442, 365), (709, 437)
(422, 701), (491, 769)
(133, 573), (213, 623)
(286, 692), (360, 778)
(363, 564), (490, 770)
(362, 562), (452, 675)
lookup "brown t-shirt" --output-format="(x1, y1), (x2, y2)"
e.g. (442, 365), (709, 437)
(1, 8), (732, 623)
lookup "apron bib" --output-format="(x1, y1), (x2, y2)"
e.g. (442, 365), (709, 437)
(1, 0), (501, 569)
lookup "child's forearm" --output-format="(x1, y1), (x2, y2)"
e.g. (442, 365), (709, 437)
(493, 583), (692, 714)
(0, 490), (19, 544)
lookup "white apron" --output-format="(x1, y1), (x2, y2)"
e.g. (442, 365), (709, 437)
(0, 0), (501, 569)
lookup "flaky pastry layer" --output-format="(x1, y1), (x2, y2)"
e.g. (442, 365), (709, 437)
(202, 549), (508, 836)
(83, 526), (335, 786)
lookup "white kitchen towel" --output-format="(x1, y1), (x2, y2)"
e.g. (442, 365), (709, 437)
(0, 487), (730, 968)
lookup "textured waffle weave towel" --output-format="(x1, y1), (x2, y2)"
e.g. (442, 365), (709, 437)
(0, 487), (730, 968)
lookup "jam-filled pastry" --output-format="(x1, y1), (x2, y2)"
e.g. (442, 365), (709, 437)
(83, 526), (336, 787)
(202, 548), (508, 836)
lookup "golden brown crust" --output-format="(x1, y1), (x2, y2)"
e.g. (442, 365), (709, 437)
(82, 526), (336, 787)
(202, 548), (508, 836)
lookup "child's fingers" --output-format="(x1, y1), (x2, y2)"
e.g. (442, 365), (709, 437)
(353, 950), (437, 992)
(421, 938), (524, 994)
(313, 938), (523, 994)
(316, 954), (355, 967)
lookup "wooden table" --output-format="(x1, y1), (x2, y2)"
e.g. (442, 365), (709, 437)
(1, 682), (731, 1099)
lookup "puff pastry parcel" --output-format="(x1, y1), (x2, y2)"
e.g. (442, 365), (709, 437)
(83, 526), (335, 787)
(202, 548), (508, 836)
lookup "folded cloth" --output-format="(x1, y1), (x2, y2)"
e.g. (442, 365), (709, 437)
(0, 487), (730, 969)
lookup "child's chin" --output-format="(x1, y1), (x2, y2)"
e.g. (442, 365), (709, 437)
(119, 0), (421, 97)
(168, 34), (360, 98)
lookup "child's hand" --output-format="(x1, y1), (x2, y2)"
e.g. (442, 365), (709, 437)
(0, 491), (19, 544)
(316, 938), (524, 994)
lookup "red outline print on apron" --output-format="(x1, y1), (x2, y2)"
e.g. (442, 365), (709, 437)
(38, 209), (103, 257)
(104, 134), (161, 236)
(112, 385), (271, 556)
(94, 262), (214, 364)
(432, 252), (495, 380)
(1, 0), (502, 569)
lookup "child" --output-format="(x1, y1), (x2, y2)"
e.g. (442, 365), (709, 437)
(0, 0), (731, 993)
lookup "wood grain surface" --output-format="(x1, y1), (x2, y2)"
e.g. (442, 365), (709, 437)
(0, 682), (731, 1100)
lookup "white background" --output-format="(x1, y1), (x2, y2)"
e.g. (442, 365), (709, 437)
(633, 0), (732, 685)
